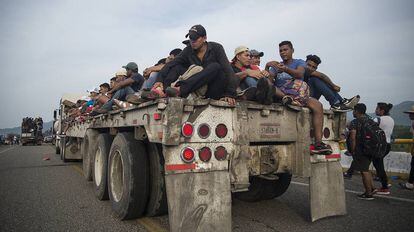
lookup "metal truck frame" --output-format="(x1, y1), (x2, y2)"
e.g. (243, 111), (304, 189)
(58, 97), (347, 231)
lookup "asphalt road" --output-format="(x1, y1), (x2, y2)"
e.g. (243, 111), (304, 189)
(0, 144), (413, 232)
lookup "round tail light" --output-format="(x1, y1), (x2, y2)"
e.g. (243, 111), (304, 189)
(182, 122), (194, 137)
(181, 147), (195, 163)
(323, 127), (331, 139)
(198, 124), (210, 139)
(199, 147), (212, 162)
(215, 124), (228, 138)
(214, 146), (227, 161)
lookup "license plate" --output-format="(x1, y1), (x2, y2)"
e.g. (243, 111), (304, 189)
(260, 123), (280, 138)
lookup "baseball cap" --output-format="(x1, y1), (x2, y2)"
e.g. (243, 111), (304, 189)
(250, 49), (264, 57)
(185, 24), (207, 41)
(122, 62), (138, 71)
(115, 68), (127, 77)
(87, 87), (99, 94)
(234, 46), (249, 56)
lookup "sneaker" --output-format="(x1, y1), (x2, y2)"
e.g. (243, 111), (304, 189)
(126, 93), (146, 104)
(165, 87), (180, 97)
(331, 103), (351, 112)
(343, 172), (353, 179)
(281, 95), (293, 105)
(399, 182), (414, 190)
(371, 188), (378, 195)
(357, 193), (374, 200)
(311, 142), (333, 155)
(341, 95), (360, 108)
(238, 87), (257, 101)
(376, 188), (390, 195)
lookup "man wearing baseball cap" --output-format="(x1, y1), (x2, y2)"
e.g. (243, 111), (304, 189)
(154, 24), (237, 104)
(399, 105), (414, 190)
(249, 49), (264, 66)
(91, 63), (144, 115)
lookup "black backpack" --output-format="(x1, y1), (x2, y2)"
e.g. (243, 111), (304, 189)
(361, 118), (388, 158)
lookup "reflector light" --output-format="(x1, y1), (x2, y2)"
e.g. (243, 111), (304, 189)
(199, 147), (212, 162)
(215, 124), (228, 138)
(181, 147), (195, 163)
(198, 124), (210, 139)
(182, 122), (194, 137)
(153, 113), (161, 120)
(323, 127), (331, 139)
(214, 146), (227, 161)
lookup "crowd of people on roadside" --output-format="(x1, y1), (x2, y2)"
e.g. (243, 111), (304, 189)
(64, 24), (363, 155)
(341, 103), (414, 200)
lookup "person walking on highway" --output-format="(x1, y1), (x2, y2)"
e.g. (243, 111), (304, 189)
(372, 102), (394, 194)
(399, 105), (414, 190)
(349, 103), (375, 200)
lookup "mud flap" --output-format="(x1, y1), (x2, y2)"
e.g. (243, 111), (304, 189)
(310, 161), (346, 222)
(165, 171), (231, 232)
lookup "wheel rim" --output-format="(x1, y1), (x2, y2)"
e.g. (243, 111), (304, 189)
(94, 147), (103, 186)
(110, 150), (124, 202)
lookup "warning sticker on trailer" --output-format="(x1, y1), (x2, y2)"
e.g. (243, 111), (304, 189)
(260, 123), (280, 138)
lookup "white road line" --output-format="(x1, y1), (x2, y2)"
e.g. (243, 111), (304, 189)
(0, 146), (16, 154)
(291, 181), (414, 204)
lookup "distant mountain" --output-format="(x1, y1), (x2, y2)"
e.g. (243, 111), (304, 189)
(346, 101), (413, 126)
(0, 120), (54, 136)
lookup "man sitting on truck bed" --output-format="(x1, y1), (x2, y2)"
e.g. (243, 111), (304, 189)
(265, 41), (332, 154)
(91, 63), (144, 115)
(304, 54), (360, 112)
(152, 24), (237, 105)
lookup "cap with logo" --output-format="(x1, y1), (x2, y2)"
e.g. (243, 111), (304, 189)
(122, 62), (138, 72)
(250, 49), (264, 57)
(185, 24), (207, 41)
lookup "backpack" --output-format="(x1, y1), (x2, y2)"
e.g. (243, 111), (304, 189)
(361, 118), (388, 158)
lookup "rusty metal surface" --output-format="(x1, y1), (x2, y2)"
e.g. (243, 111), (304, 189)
(165, 171), (231, 232)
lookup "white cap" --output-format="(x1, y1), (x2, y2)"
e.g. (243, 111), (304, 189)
(87, 87), (99, 94)
(115, 68), (127, 77)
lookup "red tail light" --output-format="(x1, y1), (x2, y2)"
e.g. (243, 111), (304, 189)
(182, 122), (194, 137)
(199, 147), (212, 162)
(214, 146), (227, 161)
(181, 147), (195, 163)
(198, 124), (210, 138)
(215, 124), (228, 138)
(323, 127), (331, 139)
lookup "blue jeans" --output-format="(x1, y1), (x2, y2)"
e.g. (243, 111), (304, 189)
(142, 72), (158, 90)
(101, 86), (135, 110)
(308, 77), (342, 105)
(240, 76), (258, 90)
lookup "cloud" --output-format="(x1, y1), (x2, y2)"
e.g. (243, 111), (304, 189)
(0, 0), (413, 128)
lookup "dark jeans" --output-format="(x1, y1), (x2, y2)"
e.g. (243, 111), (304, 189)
(308, 77), (343, 106)
(177, 62), (229, 100)
(372, 144), (391, 188)
(101, 86), (135, 111)
(409, 155), (414, 183)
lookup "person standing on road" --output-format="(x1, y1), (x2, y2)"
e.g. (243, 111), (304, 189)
(349, 103), (375, 200)
(371, 102), (394, 194)
(399, 105), (414, 190)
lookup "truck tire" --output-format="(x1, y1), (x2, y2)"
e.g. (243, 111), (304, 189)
(145, 143), (168, 217)
(108, 132), (149, 220)
(234, 173), (292, 202)
(83, 130), (98, 181)
(93, 133), (113, 200)
(56, 145), (60, 154)
(261, 173), (292, 200)
(61, 137), (68, 162)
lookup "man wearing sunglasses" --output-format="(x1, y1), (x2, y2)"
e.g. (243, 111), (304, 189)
(154, 25), (237, 105)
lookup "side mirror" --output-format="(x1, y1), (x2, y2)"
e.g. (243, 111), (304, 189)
(53, 110), (57, 120)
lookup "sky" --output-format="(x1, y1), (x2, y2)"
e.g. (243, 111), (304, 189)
(0, 0), (413, 128)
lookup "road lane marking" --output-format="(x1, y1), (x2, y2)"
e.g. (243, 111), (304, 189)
(291, 181), (414, 204)
(0, 146), (16, 154)
(69, 164), (167, 232)
(71, 165), (84, 175)
(137, 217), (167, 232)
